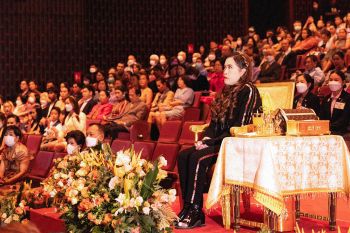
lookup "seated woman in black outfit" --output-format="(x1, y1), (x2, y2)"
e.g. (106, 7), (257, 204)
(320, 70), (350, 135)
(293, 73), (320, 115)
(176, 52), (262, 229)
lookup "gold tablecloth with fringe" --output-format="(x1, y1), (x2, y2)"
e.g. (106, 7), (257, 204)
(206, 135), (350, 215)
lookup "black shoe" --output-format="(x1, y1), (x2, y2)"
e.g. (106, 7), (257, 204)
(175, 202), (191, 223)
(175, 204), (205, 229)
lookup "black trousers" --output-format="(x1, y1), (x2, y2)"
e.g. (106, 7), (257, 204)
(177, 145), (220, 207)
(104, 122), (128, 140)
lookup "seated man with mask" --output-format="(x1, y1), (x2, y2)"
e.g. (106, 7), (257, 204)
(0, 126), (33, 185)
(84, 123), (112, 158)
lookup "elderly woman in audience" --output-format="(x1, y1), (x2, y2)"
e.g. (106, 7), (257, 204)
(320, 70), (350, 135)
(3, 101), (14, 117)
(104, 87), (147, 140)
(103, 85), (129, 123)
(0, 126), (32, 185)
(65, 130), (86, 155)
(87, 90), (113, 120)
(139, 73), (153, 109)
(293, 73), (320, 115)
(147, 78), (174, 128)
(157, 76), (194, 126)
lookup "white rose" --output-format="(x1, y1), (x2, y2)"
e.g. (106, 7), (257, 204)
(76, 183), (85, 191)
(158, 156), (168, 167)
(108, 176), (119, 190)
(4, 216), (12, 224)
(53, 173), (60, 180)
(142, 207), (150, 215)
(116, 152), (131, 166)
(57, 181), (64, 187)
(129, 198), (136, 208)
(124, 164), (132, 173)
(71, 197), (78, 205)
(116, 193), (126, 204)
(49, 189), (57, 198)
(135, 196), (143, 206)
(12, 214), (19, 222)
(114, 207), (124, 216)
(1, 213), (7, 219)
(160, 194), (169, 203)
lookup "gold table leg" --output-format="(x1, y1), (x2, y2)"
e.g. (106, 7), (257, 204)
(328, 192), (337, 231)
(222, 190), (231, 230)
(233, 186), (240, 231)
(295, 194), (300, 221)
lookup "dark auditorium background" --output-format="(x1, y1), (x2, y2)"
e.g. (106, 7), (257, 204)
(0, 0), (349, 100)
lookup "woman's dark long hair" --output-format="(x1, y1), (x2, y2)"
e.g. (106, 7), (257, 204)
(63, 96), (80, 123)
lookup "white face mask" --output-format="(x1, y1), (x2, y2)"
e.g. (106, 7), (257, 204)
(296, 82), (308, 94)
(177, 55), (184, 63)
(16, 100), (22, 106)
(67, 144), (77, 155)
(127, 59), (135, 67)
(328, 81), (342, 92)
(223, 57), (246, 86)
(150, 60), (156, 66)
(294, 25), (301, 31)
(86, 136), (98, 148)
(266, 55), (274, 62)
(28, 96), (36, 104)
(89, 67), (97, 73)
(159, 58), (166, 65)
(4, 135), (16, 147)
(208, 54), (216, 61)
(65, 104), (73, 112)
(40, 100), (48, 108)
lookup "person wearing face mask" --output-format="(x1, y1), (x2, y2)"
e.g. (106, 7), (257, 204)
(293, 21), (303, 42)
(293, 74), (320, 115)
(176, 53), (261, 229)
(0, 126), (32, 185)
(3, 101), (14, 118)
(65, 130), (85, 155)
(62, 96), (86, 135)
(159, 54), (168, 73)
(13, 95), (28, 116)
(127, 55), (137, 67)
(39, 92), (50, 119)
(257, 48), (281, 83)
(26, 92), (39, 110)
(84, 124), (110, 156)
(320, 70), (350, 135)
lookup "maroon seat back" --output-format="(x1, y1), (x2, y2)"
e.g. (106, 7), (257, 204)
(183, 107), (201, 122)
(192, 91), (202, 108)
(86, 119), (101, 127)
(152, 143), (179, 171)
(130, 120), (150, 141)
(133, 141), (156, 161)
(110, 139), (132, 153)
(28, 151), (54, 178)
(26, 134), (43, 156)
(179, 121), (205, 145)
(158, 121), (182, 143)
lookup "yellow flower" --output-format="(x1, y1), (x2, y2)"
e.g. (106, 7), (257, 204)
(156, 169), (167, 181)
(124, 178), (133, 195)
(81, 187), (90, 198)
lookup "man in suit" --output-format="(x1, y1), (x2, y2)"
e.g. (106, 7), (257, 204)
(257, 48), (282, 83)
(320, 70), (350, 135)
(78, 85), (97, 115)
(275, 39), (296, 69)
(104, 87), (147, 140)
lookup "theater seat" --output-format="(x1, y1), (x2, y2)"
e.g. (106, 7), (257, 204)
(133, 141), (156, 161)
(183, 107), (201, 122)
(26, 134), (43, 156)
(158, 121), (182, 143)
(152, 142), (179, 171)
(53, 152), (67, 160)
(192, 91), (202, 108)
(117, 121), (150, 142)
(179, 121), (205, 145)
(26, 151), (55, 181)
(110, 139), (132, 153)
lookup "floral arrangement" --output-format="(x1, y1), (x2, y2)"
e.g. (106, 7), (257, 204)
(41, 146), (177, 233)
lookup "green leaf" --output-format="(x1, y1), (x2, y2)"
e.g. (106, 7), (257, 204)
(140, 161), (159, 200)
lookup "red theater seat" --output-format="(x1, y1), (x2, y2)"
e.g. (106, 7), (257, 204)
(26, 134), (43, 156)
(133, 141), (156, 161)
(110, 139), (132, 153)
(158, 121), (182, 143)
(27, 151), (55, 181)
(192, 91), (202, 108)
(152, 143), (179, 171)
(183, 107), (201, 121)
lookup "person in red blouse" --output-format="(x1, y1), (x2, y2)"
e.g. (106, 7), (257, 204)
(87, 90), (113, 120)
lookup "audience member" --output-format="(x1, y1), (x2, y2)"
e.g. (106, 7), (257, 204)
(87, 90), (113, 120)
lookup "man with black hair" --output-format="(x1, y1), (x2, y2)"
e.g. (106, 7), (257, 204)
(0, 126), (32, 185)
(79, 85), (97, 115)
(6, 114), (20, 127)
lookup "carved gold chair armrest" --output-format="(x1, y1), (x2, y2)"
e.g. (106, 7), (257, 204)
(189, 123), (209, 142)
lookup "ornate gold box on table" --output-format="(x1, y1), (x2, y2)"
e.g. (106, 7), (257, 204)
(286, 120), (330, 136)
